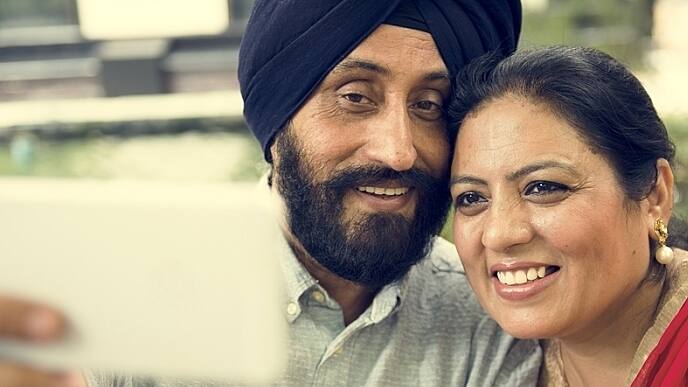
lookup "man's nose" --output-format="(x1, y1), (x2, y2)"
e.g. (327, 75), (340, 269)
(362, 102), (418, 171)
(481, 198), (534, 253)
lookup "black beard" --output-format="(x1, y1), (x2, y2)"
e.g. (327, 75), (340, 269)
(273, 129), (451, 288)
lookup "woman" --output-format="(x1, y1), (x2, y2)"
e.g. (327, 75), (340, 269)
(447, 46), (688, 386)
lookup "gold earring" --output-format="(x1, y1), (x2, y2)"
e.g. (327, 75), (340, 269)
(654, 218), (674, 265)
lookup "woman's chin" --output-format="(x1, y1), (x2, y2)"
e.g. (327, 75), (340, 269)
(502, 328), (548, 340)
(490, 313), (561, 340)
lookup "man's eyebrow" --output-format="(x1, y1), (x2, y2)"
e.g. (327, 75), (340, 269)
(424, 71), (450, 82)
(331, 59), (448, 84)
(506, 161), (579, 181)
(331, 58), (390, 76)
(449, 175), (487, 188)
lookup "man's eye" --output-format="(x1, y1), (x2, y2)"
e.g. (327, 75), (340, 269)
(342, 93), (370, 104)
(417, 100), (439, 110)
(524, 181), (567, 195)
(412, 100), (443, 120)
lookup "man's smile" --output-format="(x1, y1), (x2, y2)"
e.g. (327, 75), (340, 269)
(355, 186), (410, 196)
(350, 185), (416, 213)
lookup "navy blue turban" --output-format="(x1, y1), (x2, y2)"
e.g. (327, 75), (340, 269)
(238, 0), (522, 160)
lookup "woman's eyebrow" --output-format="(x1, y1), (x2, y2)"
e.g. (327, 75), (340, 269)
(449, 175), (487, 188)
(506, 161), (579, 182)
(450, 161), (579, 189)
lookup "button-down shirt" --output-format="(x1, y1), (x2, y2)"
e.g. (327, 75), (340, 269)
(87, 235), (541, 387)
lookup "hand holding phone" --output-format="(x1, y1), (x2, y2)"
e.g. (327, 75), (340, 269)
(0, 297), (85, 387)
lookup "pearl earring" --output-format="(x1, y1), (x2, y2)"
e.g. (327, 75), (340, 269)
(654, 218), (674, 265)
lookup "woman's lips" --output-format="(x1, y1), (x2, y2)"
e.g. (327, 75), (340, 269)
(490, 263), (561, 302)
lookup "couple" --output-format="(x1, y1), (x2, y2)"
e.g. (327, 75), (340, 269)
(2, 0), (687, 386)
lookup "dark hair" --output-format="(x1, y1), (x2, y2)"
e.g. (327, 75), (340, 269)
(447, 46), (688, 281)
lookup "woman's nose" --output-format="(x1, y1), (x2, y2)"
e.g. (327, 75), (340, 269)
(481, 198), (534, 252)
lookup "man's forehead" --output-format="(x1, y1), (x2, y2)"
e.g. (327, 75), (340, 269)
(331, 57), (449, 83)
(329, 24), (448, 78)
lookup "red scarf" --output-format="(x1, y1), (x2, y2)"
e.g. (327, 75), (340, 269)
(631, 297), (688, 387)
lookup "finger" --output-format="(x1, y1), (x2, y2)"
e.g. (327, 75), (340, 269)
(61, 372), (87, 387)
(0, 296), (65, 341)
(0, 362), (71, 387)
(60, 372), (87, 387)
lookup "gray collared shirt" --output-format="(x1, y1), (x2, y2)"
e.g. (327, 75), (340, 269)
(87, 236), (541, 387)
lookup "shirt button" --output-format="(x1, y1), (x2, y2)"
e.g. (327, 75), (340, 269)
(286, 302), (299, 316)
(311, 290), (325, 304)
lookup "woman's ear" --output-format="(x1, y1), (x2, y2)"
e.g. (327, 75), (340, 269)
(646, 158), (674, 240)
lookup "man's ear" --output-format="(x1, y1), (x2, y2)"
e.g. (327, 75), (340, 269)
(268, 141), (277, 165)
(646, 158), (675, 240)
(267, 138), (280, 188)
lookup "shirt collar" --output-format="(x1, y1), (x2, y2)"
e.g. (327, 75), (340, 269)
(368, 282), (403, 323)
(278, 233), (409, 324)
(278, 235), (318, 322)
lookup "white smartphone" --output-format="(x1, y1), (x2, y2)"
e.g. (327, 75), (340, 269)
(0, 178), (287, 383)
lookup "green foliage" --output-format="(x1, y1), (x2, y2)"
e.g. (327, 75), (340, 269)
(520, 0), (655, 67)
(0, 132), (266, 181)
(666, 117), (688, 219)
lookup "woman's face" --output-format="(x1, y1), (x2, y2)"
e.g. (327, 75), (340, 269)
(450, 95), (652, 340)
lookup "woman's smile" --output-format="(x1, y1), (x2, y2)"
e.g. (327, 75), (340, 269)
(488, 260), (561, 301)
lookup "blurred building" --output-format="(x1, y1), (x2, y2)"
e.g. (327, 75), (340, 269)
(0, 0), (254, 101)
(0, 0), (679, 103)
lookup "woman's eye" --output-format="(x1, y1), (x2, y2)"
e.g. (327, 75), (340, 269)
(454, 192), (488, 215)
(525, 181), (565, 195)
(524, 181), (570, 203)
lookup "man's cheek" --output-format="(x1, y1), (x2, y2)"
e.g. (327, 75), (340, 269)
(341, 192), (365, 220)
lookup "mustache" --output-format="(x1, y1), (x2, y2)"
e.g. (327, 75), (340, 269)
(325, 165), (441, 194)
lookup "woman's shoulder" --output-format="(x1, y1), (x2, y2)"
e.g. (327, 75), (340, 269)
(672, 247), (688, 263)
(669, 247), (688, 285)
(656, 248), (688, 321)
(629, 247), (688, 386)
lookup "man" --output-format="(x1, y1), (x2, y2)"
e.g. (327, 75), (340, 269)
(0, 1), (540, 386)
(236, 1), (539, 385)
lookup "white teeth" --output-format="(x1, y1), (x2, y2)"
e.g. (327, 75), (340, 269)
(515, 271), (528, 284)
(504, 271), (515, 285)
(538, 266), (546, 278)
(356, 186), (409, 196)
(496, 265), (551, 286)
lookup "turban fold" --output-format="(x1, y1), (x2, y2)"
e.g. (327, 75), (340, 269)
(238, 0), (522, 160)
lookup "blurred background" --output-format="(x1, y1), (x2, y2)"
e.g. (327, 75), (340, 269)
(0, 0), (686, 228)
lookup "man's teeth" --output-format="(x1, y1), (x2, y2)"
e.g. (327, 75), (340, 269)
(496, 266), (549, 286)
(356, 186), (409, 196)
